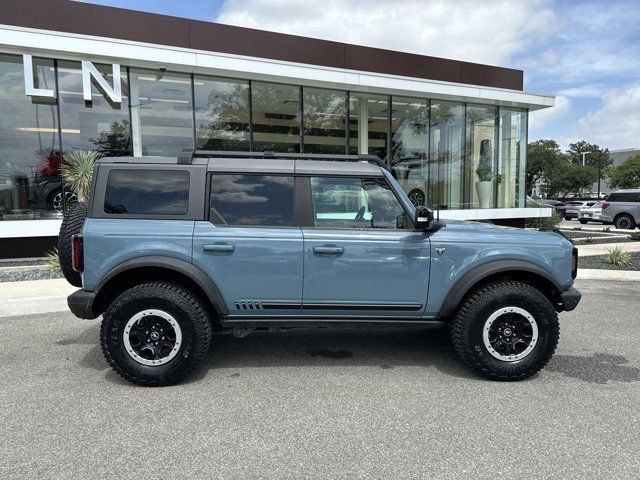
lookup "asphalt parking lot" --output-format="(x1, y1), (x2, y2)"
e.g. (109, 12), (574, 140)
(1, 279), (639, 479)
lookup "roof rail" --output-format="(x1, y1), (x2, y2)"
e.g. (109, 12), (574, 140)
(177, 149), (388, 170)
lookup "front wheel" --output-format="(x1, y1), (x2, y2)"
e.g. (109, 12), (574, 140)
(100, 282), (212, 386)
(450, 281), (559, 381)
(579, 219), (588, 224)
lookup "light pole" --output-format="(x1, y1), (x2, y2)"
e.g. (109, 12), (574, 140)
(580, 151), (591, 198)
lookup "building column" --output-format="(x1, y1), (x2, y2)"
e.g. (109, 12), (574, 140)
(357, 95), (368, 154)
(129, 72), (142, 157)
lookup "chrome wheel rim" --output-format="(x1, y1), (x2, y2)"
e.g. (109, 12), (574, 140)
(482, 307), (538, 362)
(408, 190), (425, 206)
(52, 191), (77, 212)
(123, 309), (182, 366)
(616, 217), (632, 229)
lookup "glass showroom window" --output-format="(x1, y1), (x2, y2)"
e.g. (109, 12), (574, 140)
(194, 75), (250, 151)
(466, 104), (498, 209)
(251, 82), (301, 153)
(498, 108), (527, 208)
(0, 54), (60, 220)
(430, 101), (465, 209)
(302, 87), (347, 154)
(349, 93), (389, 161)
(128, 69), (194, 156)
(57, 60), (131, 157)
(390, 96), (428, 206)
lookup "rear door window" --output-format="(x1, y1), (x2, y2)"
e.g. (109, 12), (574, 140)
(104, 170), (190, 215)
(209, 174), (294, 226)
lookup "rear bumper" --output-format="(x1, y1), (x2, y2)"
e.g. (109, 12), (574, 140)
(560, 287), (581, 312)
(67, 289), (99, 319)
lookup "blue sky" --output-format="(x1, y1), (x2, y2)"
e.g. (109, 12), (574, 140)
(78, 0), (640, 151)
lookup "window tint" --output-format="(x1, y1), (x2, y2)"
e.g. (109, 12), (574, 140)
(310, 177), (409, 229)
(210, 175), (294, 226)
(104, 170), (189, 215)
(608, 192), (640, 202)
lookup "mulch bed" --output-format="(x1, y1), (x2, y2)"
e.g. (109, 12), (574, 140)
(0, 266), (64, 283)
(579, 252), (640, 271)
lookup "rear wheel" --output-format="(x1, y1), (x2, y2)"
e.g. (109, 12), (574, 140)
(450, 280), (559, 381)
(614, 214), (636, 230)
(579, 219), (588, 224)
(100, 281), (212, 386)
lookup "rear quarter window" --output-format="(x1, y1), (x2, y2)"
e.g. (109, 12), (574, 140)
(610, 192), (640, 202)
(104, 170), (190, 215)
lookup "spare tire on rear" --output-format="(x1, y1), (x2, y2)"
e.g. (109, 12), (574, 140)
(58, 202), (88, 287)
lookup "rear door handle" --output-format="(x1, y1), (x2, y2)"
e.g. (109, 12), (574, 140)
(203, 243), (235, 253)
(313, 246), (344, 255)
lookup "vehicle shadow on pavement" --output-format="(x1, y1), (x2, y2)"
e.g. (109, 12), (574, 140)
(63, 324), (475, 384)
(546, 353), (640, 384)
(189, 326), (475, 382)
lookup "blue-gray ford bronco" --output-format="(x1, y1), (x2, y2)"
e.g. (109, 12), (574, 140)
(65, 151), (581, 386)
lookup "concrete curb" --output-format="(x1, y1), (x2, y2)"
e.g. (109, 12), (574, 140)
(577, 269), (640, 282)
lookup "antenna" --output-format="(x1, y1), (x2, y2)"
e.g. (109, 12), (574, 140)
(436, 204), (440, 222)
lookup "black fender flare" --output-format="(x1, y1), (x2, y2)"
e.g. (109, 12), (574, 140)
(96, 256), (228, 316)
(437, 260), (561, 318)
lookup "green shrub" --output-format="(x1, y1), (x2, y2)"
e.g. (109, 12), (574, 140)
(605, 246), (631, 266)
(603, 227), (611, 233)
(584, 236), (594, 244)
(524, 206), (562, 228)
(628, 231), (640, 241)
(60, 150), (100, 202)
(45, 249), (60, 269)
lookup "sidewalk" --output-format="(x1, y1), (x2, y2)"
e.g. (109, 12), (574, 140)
(0, 279), (76, 317)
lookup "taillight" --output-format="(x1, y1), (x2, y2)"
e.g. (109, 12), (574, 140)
(571, 247), (578, 279)
(72, 234), (84, 272)
(602, 203), (609, 209)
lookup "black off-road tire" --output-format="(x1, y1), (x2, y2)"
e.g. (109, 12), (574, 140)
(579, 219), (588, 224)
(100, 282), (212, 387)
(57, 202), (87, 287)
(614, 214), (636, 230)
(450, 280), (559, 381)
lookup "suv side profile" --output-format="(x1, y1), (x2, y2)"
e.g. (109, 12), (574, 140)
(66, 151), (581, 386)
(600, 189), (640, 229)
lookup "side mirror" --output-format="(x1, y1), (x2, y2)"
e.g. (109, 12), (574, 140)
(415, 206), (434, 229)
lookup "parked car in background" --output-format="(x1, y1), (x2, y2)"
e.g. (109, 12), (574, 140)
(578, 202), (604, 224)
(600, 189), (640, 229)
(564, 201), (597, 221)
(391, 157), (427, 206)
(540, 199), (566, 219)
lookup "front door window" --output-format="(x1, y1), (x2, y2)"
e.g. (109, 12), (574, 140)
(310, 176), (409, 229)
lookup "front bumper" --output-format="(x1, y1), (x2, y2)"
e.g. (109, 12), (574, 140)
(560, 287), (581, 311)
(67, 289), (99, 319)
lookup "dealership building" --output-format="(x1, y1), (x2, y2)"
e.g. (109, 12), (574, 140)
(0, 0), (554, 257)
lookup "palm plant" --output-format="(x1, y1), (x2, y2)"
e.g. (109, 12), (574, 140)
(60, 150), (100, 203)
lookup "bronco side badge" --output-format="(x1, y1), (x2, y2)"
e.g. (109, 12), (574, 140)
(435, 247), (446, 255)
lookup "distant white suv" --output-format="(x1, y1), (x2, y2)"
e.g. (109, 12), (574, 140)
(600, 189), (640, 229)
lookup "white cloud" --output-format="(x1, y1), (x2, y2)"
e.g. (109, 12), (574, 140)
(529, 95), (571, 131)
(569, 85), (640, 149)
(217, 0), (557, 66)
